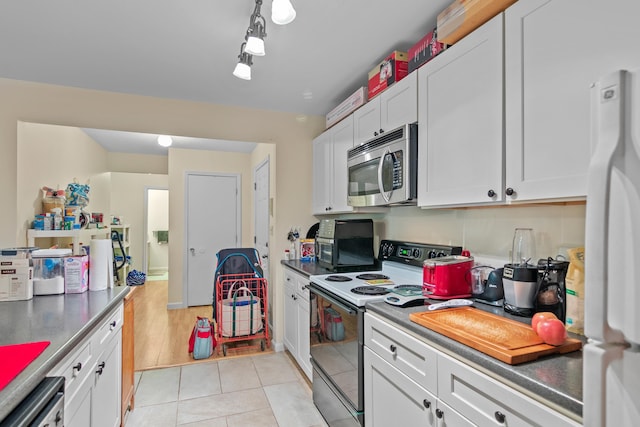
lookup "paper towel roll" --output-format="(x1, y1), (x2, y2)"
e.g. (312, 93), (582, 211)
(89, 239), (114, 291)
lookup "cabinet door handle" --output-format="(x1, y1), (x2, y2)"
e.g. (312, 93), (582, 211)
(389, 344), (397, 353)
(487, 189), (496, 198)
(301, 285), (308, 290)
(96, 361), (106, 375)
(422, 399), (431, 409)
(379, 128), (384, 134)
(72, 362), (82, 373)
(435, 408), (443, 419)
(505, 187), (515, 196)
(495, 411), (506, 423)
(374, 131), (379, 136)
(110, 320), (117, 330)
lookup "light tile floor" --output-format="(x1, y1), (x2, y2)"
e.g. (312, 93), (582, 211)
(125, 352), (328, 427)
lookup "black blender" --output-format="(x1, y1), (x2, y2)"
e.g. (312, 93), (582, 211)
(535, 257), (570, 321)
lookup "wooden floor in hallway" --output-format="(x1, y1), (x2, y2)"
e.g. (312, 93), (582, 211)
(132, 280), (272, 371)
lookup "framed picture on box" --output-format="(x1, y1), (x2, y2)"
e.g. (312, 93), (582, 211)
(300, 239), (315, 261)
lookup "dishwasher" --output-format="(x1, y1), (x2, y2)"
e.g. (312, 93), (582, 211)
(0, 377), (64, 427)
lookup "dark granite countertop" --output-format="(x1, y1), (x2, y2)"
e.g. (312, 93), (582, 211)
(281, 259), (334, 276)
(0, 286), (130, 421)
(366, 301), (584, 423)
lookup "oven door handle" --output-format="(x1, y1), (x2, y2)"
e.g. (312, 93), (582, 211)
(377, 148), (393, 203)
(310, 284), (357, 315)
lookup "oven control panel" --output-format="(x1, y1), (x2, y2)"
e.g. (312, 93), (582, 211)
(378, 240), (463, 267)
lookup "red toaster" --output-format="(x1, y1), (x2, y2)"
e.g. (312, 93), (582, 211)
(423, 256), (474, 299)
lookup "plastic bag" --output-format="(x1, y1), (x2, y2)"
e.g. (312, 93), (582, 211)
(565, 247), (585, 335)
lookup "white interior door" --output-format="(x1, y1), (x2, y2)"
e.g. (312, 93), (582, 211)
(254, 158), (270, 324)
(186, 173), (240, 307)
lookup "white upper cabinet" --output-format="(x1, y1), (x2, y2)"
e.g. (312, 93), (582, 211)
(353, 72), (418, 146)
(312, 116), (355, 214)
(504, 0), (640, 202)
(418, 14), (504, 208)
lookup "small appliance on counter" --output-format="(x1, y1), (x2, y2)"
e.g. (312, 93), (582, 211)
(315, 218), (377, 272)
(471, 266), (504, 306)
(422, 255), (474, 299)
(535, 257), (570, 321)
(32, 248), (72, 295)
(502, 228), (538, 316)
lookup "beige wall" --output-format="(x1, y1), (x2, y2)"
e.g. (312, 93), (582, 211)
(110, 173), (169, 273)
(2, 77), (323, 345)
(383, 203), (586, 261)
(17, 122), (112, 246)
(108, 152), (168, 174)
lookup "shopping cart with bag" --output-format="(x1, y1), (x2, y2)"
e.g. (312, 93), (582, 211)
(213, 248), (270, 356)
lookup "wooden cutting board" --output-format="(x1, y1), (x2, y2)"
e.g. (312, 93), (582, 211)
(409, 307), (582, 365)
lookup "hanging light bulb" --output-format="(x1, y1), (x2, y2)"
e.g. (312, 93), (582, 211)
(245, 0), (267, 56)
(272, 0), (296, 25)
(157, 135), (173, 147)
(233, 42), (253, 80)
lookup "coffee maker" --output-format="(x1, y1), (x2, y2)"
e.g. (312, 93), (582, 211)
(503, 228), (539, 316)
(535, 258), (570, 321)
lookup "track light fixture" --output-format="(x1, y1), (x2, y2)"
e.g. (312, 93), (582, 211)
(232, 0), (296, 79)
(245, 0), (266, 56)
(233, 42), (253, 80)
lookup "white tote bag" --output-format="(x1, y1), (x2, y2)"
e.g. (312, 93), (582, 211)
(220, 282), (263, 337)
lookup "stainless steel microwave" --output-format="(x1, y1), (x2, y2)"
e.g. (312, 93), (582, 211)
(347, 123), (418, 207)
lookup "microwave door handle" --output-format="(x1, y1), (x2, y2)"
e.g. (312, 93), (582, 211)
(377, 149), (392, 203)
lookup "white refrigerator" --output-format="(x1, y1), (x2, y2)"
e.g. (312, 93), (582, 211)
(584, 69), (640, 426)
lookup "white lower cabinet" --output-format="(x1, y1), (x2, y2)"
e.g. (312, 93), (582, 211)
(364, 347), (438, 426)
(50, 302), (123, 427)
(364, 313), (580, 427)
(438, 353), (580, 427)
(283, 267), (311, 380)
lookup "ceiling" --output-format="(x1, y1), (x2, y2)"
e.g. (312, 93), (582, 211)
(1, 0), (451, 154)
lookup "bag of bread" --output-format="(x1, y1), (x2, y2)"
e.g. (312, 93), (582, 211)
(564, 247), (585, 335)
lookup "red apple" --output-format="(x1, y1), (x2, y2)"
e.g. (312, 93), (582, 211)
(536, 318), (567, 346)
(531, 312), (558, 333)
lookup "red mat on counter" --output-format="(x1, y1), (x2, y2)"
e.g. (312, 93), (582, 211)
(0, 341), (50, 391)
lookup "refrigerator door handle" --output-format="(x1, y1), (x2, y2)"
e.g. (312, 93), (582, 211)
(583, 343), (625, 427)
(585, 70), (626, 343)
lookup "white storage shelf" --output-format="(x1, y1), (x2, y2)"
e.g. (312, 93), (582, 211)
(27, 228), (110, 255)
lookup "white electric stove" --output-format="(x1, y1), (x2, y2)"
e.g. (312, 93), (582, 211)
(308, 240), (464, 427)
(309, 240), (464, 307)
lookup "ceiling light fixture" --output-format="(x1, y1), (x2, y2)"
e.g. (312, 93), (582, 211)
(245, 0), (267, 56)
(233, 0), (296, 79)
(272, 0), (296, 25)
(233, 42), (253, 80)
(157, 135), (173, 147)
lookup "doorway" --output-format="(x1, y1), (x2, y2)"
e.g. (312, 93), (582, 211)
(144, 187), (169, 281)
(185, 172), (241, 307)
(254, 157), (271, 328)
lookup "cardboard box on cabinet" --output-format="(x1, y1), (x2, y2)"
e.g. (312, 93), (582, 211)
(408, 28), (449, 73)
(367, 51), (408, 99)
(437, 0), (517, 45)
(326, 87), (367, 129)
